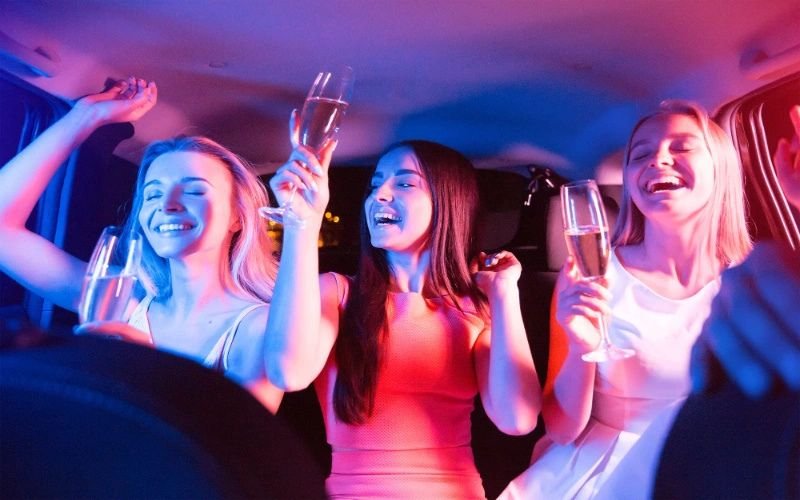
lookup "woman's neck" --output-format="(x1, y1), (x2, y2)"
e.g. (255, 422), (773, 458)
(385, 249), (431, 293)
(620, 216), (722, 294)
(166, 252), (241, 313)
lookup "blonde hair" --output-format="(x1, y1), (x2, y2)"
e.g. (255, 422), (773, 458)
(122, 136), (276, 301)
(612, 100), (752, 266)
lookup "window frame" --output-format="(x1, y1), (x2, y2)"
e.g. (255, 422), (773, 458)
(717, 72), (800, 248)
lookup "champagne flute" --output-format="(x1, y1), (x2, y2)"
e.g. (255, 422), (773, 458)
(561, 180), (635, 362)
(78, 226), (141, 325)
(260, 66), (355, 227)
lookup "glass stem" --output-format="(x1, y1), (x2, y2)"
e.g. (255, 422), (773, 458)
(597, 315), (613, 351)
(283, 184), (298, 208)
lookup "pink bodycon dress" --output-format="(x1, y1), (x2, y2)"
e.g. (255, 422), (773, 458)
(315, 273), (488, 499)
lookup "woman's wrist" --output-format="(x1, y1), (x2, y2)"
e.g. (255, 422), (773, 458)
(484, 278), (520, 302)
(280, 215), (324, 240)
(62, 105), (104, 143)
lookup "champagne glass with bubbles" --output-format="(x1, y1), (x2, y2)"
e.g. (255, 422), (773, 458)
(78, 226), (141, 325)
(260, 66), (354, 227)
(561, 180), (635, 362)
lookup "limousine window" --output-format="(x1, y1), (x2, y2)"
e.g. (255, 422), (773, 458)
(723, 73), (800, 246)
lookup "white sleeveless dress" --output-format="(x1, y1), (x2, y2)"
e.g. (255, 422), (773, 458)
(128, 295), (267, 373)
(500, 251), (720, 500)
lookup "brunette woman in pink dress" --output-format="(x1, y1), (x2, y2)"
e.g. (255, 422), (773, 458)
(264, 113), (542, 498)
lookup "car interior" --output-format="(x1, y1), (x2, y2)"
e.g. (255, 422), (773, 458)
(1, 2), (799, 498)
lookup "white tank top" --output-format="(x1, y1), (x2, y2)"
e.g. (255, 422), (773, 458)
(128, 295), (267, 372)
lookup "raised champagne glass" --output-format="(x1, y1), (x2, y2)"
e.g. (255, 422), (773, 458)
(260, 66), (354, 227)
(78, 226), (141, 325)
(561, 179), (635, 362)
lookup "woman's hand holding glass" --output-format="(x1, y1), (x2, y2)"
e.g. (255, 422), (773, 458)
(74, 321), (154, 346)
(266, 111), (337, 228)
(261, 67), (353, 227)
(75, 226), (145, 344)
(555, 257), (614, 354)
(560, 180), (634, 362)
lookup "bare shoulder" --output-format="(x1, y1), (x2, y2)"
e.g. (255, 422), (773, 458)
(234, 302), (271, 342)
(226, 301), (271, 380)
(321, 271), (350, 309)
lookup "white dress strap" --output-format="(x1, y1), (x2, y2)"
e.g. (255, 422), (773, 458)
(204, 303), (269, 372)
(127, 294), (156, 344)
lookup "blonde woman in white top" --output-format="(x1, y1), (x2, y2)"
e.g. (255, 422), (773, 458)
(501, 100), (752, 499)
(0, 78), (282, 412)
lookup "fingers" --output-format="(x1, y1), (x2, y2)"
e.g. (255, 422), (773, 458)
(120, 76), (138, 99)
(133, 80), (158, 112)
(74, 322), (125, 340)
(481, 250), (514, 268)
(554, 256), (580, 295)
(702, 308), (771, 398)
(288, 109), (337, 172)
(557, 279), (612, 318)
(269, 147), (327, 200)
(690, 328), (726, 394)
(146, 80), (158, 104)
(474, 250), (522, 277)
(564, 255), (583, 281)
(700, 246), (800, 398)
(790, 105), (800, 138)
(282, 158), (319, 193)
(289, 109), (301, 148)
(775, 106), (800, 207)
(737, 246), (800, 389)
(294, 148), (324, 176)
(317, 138), (338, 171)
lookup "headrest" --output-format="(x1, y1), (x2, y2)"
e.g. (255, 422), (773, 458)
(0, 334), (326, 499)
(546, 185), (623, 272)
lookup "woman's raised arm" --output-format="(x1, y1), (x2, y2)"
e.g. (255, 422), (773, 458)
(0, 78), (156, 310)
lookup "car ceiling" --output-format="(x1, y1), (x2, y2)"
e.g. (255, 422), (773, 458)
(3, 0), (800, 179)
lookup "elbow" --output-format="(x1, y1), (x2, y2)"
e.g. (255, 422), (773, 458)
(486, 401), (541, 436)
(541, 406), (583, 445)
(496, 415), (539, 436)
(265, 360), (313, 392)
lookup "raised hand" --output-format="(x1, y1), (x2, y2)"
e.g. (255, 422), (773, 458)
(72, 76), (158, 127)
(268, 109), (337, 224)
(472, 250), (522, 295)
(775, 105), (800, 207)
(554, 256), (611, 353)
(691, 241), (800, 398)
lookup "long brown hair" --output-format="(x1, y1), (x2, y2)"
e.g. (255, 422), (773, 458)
(334, 140), (486, 424)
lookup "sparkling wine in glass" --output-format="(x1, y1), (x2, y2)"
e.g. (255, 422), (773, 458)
(561, 179), (635, 362)
(78, 226), (141, 325)
(260, 66), (354, 227)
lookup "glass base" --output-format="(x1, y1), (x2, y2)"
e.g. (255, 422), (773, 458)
(581, 345), (636, 363)
(259, 205), (306, 228)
